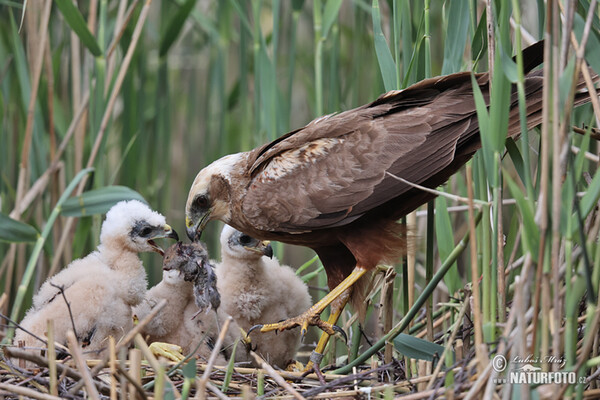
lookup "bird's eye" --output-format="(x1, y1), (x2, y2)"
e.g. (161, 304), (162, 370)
(238, 235), (252, 245)
(194, 195), (209, 209)
(140, 227), (153, 237)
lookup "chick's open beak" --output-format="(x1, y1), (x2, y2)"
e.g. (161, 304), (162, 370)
(149, 224), (179, 256)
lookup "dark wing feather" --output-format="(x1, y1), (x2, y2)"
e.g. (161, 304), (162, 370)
(241, 72), (489, 232)
(241, 54), (553, 233)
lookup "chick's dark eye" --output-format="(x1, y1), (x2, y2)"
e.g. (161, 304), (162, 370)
(238, 235), (252, 245)
(194, 195), (209, 209)
(140, 227), (153, 237)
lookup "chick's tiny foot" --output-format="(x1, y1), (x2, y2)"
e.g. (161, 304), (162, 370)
(149, 342), (185, 362)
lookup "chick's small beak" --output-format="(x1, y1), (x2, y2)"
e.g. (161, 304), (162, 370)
(164, 224), (179, 241)
(262, 241), (273, 259)
(244, 240), (273, 258)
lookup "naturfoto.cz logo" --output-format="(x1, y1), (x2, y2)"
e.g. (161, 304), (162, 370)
(491, 355), (583, 385)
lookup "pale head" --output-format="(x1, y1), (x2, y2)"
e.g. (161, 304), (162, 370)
(100, 200), (178, 255)
(185, 153), (244, 241)
(220, 224), (273, 261)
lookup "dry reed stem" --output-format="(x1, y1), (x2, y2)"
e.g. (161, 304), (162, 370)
(484, 262), (525, 397)
(66, 330), (100, 400)
(464, 360), (492, 400)
(381, 266), (396, 365)
(205, 382), (230, 400)
(486, 0), (494, 79)
(572, 146), (600, 162)
(19, 0), (51, 169)
(9, 87), (90, 221)
(197, 316), (232, 399)
(46, 319), (57, 396)
(554, 299), (600, 399)
(466, 164), (485, 373)
(0, 383), (62, 400)
(425, 298), (468, 390)
(127, 349), (144, 400)
(250, 351), (305, 400)
(386, 172), (487, 206)
(105, 0), (139, 95)
(415, 311), (453, 339)
(109, 336), (117, 400)
(134, 334), (181, 399)
(68, 299), (167, 395)
(0, 293), (7, 311)
(196, 364), (346, 382)
(5, 1), (53, 306)
(83, 0), (153, 177)
(3, 347), (112, 394)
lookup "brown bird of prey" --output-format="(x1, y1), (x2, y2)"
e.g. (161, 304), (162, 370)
(14, 200), (178, 362)
(185, 41), (593, 358)
(216, 225), (312, 368)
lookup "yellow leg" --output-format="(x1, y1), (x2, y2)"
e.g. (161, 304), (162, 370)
(254, 266), (367, 336)
(303, 290), (350, 372)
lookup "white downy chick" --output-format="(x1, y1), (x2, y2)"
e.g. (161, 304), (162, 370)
(215, 225), (312, 368)
(13, 200), (178, 363)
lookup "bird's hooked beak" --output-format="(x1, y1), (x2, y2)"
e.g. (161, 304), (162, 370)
(186, 213), (210, 242)
(244, 240), (273, 259)
(148, 224), (179, 256)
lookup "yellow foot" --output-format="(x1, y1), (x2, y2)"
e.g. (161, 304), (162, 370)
(249, 266), (367, 344)
(149, 342), (185, 363)
(247, 312), (347, 342)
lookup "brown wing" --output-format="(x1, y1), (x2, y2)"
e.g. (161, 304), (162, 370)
(240, 41), (551, 233)
(240, 72), (493, 232)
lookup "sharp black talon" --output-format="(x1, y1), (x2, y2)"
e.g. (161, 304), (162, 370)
(332, 324), (347, 344)
(247, 324), (263, 337)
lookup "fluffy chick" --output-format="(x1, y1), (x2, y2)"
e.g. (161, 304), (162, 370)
(215, 225), (312, 368)
(13, 200), (178, 362)
(135, 242), (235, 364)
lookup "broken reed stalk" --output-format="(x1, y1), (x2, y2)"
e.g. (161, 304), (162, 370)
(109, 336), (117, 400)
(3, 347), (112, 395)
(0, 383), (62, 400)
(68, 299), (167, 395)
(425, 297), (469, 390)
(66, 330), (100, 400)
(196, 316), (232, 398)
(46, 319), (57, 397)
(381, 267), (396, 365)
(250, 351), (306, 400)
(134, 334), (178, 400)
(127, 349), (146, 400)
